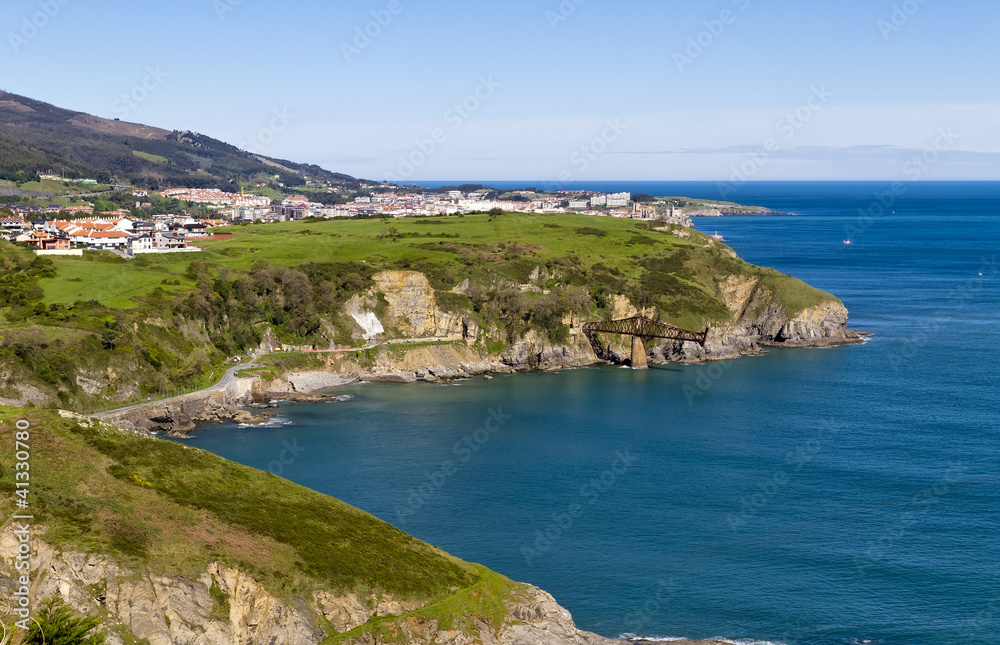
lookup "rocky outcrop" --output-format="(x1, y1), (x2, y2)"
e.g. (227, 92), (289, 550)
(96, 378), (257, 436)
(263, 370), (361, 394)
(610, 276), (859, 365)
(93, 269), (860, 435)
(331, 586), (729, 645)
(373, 271), (471, 339)
(768, 300), (857, 347)
(0, 381), (51, 407)
(0, 526), (734, 645)
(2, 528), (323, 645)
(499, 330), (599, 370)
(313, 590), (426, 633)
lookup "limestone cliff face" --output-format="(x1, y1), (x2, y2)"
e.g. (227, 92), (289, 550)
(718, 274), (859, 349)
(286, 268), (856, 383)
(92, 269), (859, 431)
(0, 528), (648, 645)
(333, 587), (621, 645)
(771, 300), (855, 346)
(650, 274), (860, 363)
(1, 530), (340, 645)
(372, 271), (470, 339)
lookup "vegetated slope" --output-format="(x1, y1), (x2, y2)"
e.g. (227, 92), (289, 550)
(0, 407), (529, 643)
(0, 90), (359, 189)
(0, 212), (839, 411)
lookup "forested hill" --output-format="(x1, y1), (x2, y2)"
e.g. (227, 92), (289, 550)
(0, 90), (360, 190)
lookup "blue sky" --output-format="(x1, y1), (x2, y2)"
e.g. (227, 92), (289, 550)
(4, 0), (999, 181)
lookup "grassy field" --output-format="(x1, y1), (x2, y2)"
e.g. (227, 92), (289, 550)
(132, 150), (168, 164)
(237, 183), (284, 200)
(39, 253), (196, 308)
(2, 212), (840, 413)
(17, 179), (109, 194)
(38, 212), (835, 327)
(0, 408), (516, 639)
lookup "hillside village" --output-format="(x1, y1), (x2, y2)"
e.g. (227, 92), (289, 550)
(1, 185), (694, 257)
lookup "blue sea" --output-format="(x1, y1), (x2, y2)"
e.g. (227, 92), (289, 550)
(176, 182), (1000, 645)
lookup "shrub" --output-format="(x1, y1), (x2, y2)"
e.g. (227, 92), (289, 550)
(26, 597), (107, 645)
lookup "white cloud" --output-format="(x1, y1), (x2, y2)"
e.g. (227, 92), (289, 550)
(278, 103), (1000, 181)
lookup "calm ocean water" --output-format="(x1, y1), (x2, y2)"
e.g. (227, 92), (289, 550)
(177, 182), (1000, 645)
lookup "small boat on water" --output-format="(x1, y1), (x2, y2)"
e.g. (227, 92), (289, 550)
(843, 239), (853, 245)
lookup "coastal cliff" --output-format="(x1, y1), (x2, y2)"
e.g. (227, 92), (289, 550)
(0, 409), (729, 645)
(0, 213), (860, 415)
(0, 528), (724, 645)
(95, 266), (858, 435)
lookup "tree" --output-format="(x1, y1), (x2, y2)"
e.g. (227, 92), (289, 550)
(25, 597), (107, 645)
(488, 207), (503, 217)
(632, 193), (656, 203)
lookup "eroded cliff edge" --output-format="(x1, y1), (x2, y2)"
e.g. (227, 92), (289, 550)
(0, 411), (729, 645)
(97, 266), (859, 435)
(0, 532), (726, 645)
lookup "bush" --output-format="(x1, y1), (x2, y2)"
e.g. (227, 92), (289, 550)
(26, 597), (107, 645)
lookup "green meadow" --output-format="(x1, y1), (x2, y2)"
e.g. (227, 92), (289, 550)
(39, 212), (833, 327)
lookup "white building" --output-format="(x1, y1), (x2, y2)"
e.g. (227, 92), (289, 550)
(606, 192), (631, 208)
(129, 234), (154, 252)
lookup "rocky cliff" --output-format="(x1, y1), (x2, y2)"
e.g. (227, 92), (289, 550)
(0, 527), (727, 645)
(89, 267), (858, 434)
(96, 377), (257, 435)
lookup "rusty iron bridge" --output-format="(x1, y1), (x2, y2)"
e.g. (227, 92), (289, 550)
(582, 316), (709, 369)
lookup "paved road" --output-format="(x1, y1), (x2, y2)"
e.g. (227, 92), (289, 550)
(90, 336), (463, 418)
(91, 355), (260, 419)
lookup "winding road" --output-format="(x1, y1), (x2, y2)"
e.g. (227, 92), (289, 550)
(89, 336), (465, 419)
(90, 355), (260, 419)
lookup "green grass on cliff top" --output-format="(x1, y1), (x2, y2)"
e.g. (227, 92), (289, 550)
(0, 408), (531, 641)
(37, 212), (837, 325)
(0, 408), (482, 604)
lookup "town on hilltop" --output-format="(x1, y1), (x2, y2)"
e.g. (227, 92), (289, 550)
(1, 182), (695, 259)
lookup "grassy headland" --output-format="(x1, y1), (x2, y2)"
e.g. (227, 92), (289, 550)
(0, 407), (523, 641)
(0, 211), (836, 412)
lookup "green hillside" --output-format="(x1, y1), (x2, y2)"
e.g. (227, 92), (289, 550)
(0, 90), (360, 190)
(0, 407), (523, 641)
(0, 212), (836, 412)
